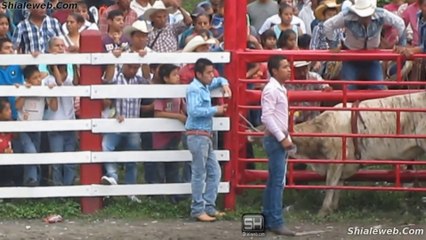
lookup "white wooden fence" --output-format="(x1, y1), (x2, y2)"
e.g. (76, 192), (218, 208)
(0, 52), (231, 199)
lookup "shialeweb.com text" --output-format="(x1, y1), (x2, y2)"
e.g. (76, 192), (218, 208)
(1, 1), (77, 10)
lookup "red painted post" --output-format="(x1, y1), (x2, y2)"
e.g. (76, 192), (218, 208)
(79, 30), (103, 214)
(223, 0), (247, 210)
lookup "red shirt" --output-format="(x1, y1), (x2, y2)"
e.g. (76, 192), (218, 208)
(179, 64), (220, 85)
(52, 10), (73, 25)
(0, 133), (12, 153)
(152, 98), (183, 149)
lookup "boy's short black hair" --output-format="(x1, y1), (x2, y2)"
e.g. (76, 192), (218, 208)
(0, 37), (12, 50)
(194, 58), (214, 76)
(0, 97), (9, 113)
(23, 65), (40, 80)
(107, 9), (124, 20)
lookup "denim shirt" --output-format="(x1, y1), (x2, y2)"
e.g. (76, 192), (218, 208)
(418, 13), (426, 52)
(185, 77), (229, 132)
(324, 8), (406, 50)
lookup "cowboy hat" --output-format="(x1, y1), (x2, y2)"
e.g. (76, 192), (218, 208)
(123, 20), (152, 36)
(350, 0), (377, 18)
(183, 35), (217, 52)
(314, 0), (341, 21)
(294, 61), (311, 68)
(142, 0), (171, 20)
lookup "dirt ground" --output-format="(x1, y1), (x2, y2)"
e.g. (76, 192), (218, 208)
(0, 219), (425, 240)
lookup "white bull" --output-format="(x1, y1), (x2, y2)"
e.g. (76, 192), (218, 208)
(290, 92), (426, 216)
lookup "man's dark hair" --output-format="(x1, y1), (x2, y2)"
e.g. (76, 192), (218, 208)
(267, 55), (286, 77)
(194, 58), (214, 76)
(107, 9), (124, 20)
(0, 37), (12, 50)
(298, 34), (311, 50)
(0, 97), (9, 114)
(23, 65), (40, 80)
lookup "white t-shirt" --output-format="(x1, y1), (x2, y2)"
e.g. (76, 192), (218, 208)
(258, 15), (306, 35)
(18, 97), (47, 121)
(61, 20), (99, 36)
(130, 0), (152, 18)
(43, 75), (75, 120)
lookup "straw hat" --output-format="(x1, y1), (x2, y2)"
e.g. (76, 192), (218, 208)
(294, 61), (311, 68)
(314, 0), (341, 21)
(350, 0), (377, 17)
(142, 0), (170, 20)
(183, 35), (216, 52)
(123, 20), (151, 36)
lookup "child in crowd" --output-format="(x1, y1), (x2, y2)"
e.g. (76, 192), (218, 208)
(63, 13), (85, 53)
(298, 34), (311, 50)
(272, 3), (302, 39)
(260, 29), (277, 50)
(44, 38), (79, 186)
(277, 29), (298, 50)
(152, 64), (187, 202)
(102, 10), (130, 53)
(179, 7), (213, 49)
(0, 13), (13, 39)
(0, 98), (16, 186)
(16, 66), (58, 186)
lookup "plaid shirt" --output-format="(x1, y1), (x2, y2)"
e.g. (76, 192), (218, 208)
(148, 21), (187, 52)
(112, 72), (149, 118)
(12, 15), (63, 53)
(98, 4), (138, 34)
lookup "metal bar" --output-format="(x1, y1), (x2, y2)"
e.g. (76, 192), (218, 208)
(238, 131), (426, 138)
(239, 158), (426, 165)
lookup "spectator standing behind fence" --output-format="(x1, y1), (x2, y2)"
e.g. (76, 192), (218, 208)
(272, 3), (303, 39)
(261, 55), (296, 236)
(152, 64), (186, 203)
(99, 0), (138, 34)
(43, 37), (79, 186)
(62, 13), (85, 53)
(0, 12), (14, 39)
(102, 10), (130, 53)
(0, 98), (19, 186)
(397, 0), (426, 57)
(100, 62), (149, 203)
(124, 20), (152, 79)
(324, 0), (406, 90)
(62, 1), (99, 35)
(12, 0), (62, 54)
(277, 29), (298, 50)
(310, 0), (341, 50)
(145, 0), (192, 52)
(16, 66), (58, 186)
(258, 2), (306, 35)
(185, 58), (231, 222)
(178, 7), (213, 50)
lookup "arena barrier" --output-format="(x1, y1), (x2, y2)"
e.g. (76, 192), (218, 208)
(0, 31), (231, 213)
(222, 0), (426, 210)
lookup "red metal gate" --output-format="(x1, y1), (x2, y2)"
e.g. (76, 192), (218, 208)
(223, 0), (426, 210)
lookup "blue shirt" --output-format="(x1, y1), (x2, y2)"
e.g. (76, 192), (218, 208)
(0, 65), (24, 120)
(417, 13), (426, 52)
(185, 77), (228, 132)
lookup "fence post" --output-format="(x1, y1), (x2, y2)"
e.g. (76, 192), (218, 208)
(223, 0), (247, 210)
(79, 30), (103, 214)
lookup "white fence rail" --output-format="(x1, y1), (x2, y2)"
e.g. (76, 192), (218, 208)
(0, 52), (231, 199)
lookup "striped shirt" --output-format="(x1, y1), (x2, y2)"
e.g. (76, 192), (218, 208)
(148, 21), (187, 52)
(12, 15), (63, 53)
(111, 72), (149, 118)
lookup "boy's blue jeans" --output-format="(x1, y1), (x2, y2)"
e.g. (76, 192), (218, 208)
(262, 136), (288, 230)
(102, 133), (141, 184)
(20, 132), (41, 185)
(187, 135), (221, 217)
(48, 131), (77, 186)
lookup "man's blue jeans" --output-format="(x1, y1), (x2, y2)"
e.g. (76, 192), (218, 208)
(341, 60), (386, 90)
(102, 133), (141, 184)
(262, 136), (288, 229)
(20, 132), (41, 185)
(48, 131), (77, 186)
(187, 135), (221, 217)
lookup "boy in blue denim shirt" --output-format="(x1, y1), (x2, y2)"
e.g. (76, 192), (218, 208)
(185, 58), (231, 222)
